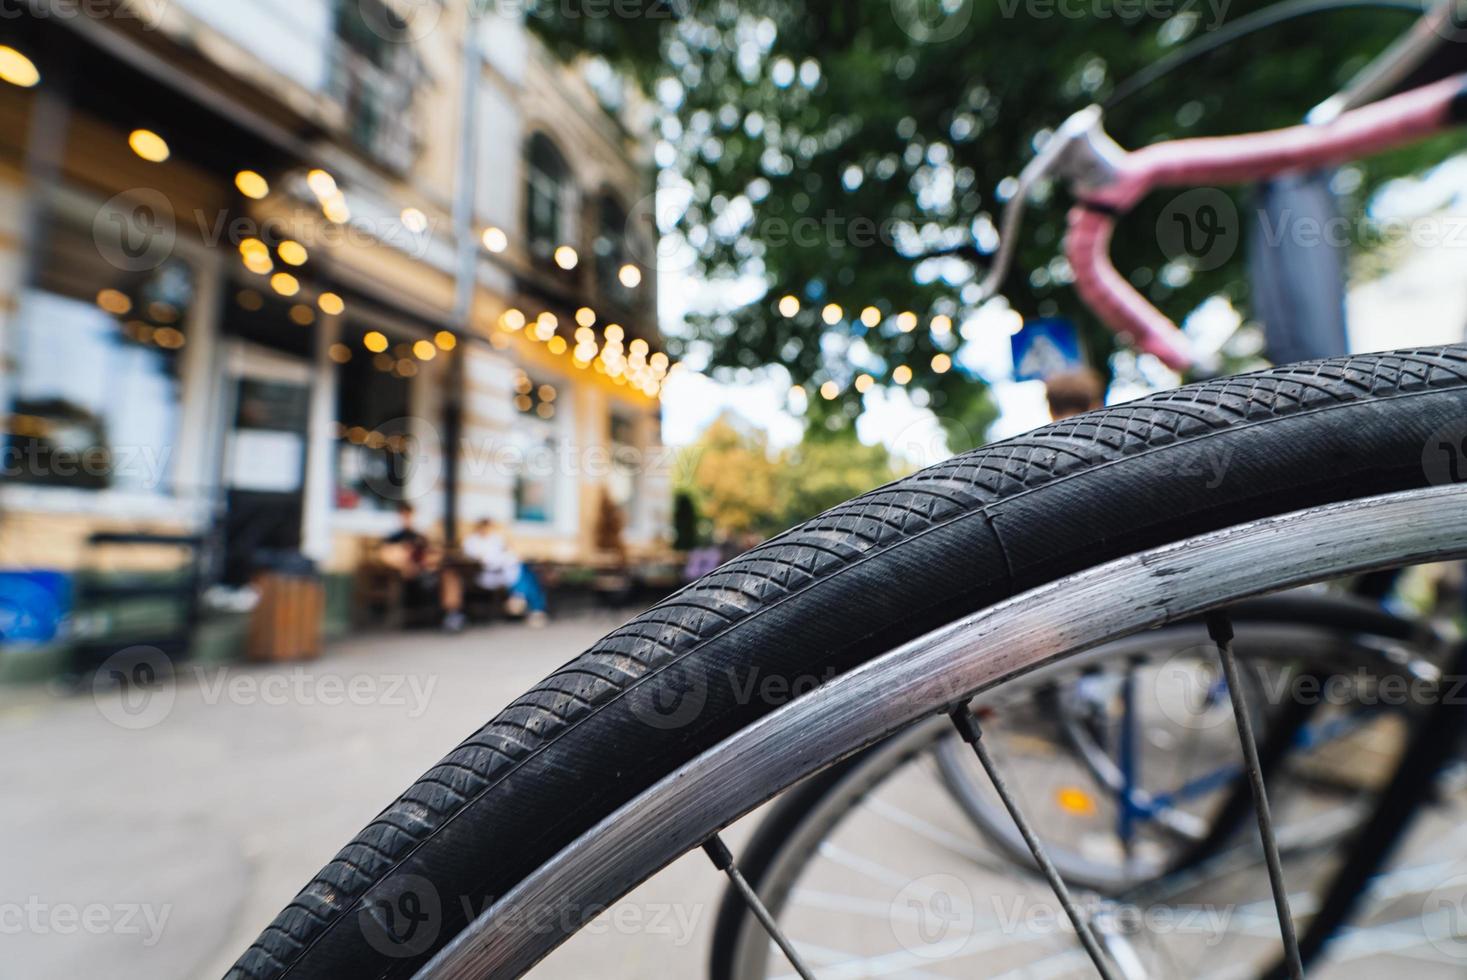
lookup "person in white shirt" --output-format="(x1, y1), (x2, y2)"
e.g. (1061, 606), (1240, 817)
(462, 518), (548, 625)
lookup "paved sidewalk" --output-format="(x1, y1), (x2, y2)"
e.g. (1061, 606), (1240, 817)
(0, 615), (728, 980)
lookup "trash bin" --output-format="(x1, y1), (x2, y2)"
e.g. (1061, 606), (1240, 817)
(247, 552), (323, 663)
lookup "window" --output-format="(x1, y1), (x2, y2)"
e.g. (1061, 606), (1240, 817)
(333, 326), (416, 511)
(4, 214), (192, 493)
(595, 193), (630, 303)
(331, 0), (420, 171)
(511, 370), (561, 524)
(608, 413), (641, 527)
(526, 134), (570, 262)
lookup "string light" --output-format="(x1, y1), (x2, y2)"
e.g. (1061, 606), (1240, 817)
(363, 331), (389, 353)
(576, 307), (597, 328)
(278, 240), (308, 266)
(893, 364), (913, 385)
(482, 226), (508, 252)
(0, 46), (40, 88)
(96, 289), (132, 316)
(270, 272), (300, 297)
(128, 129), (170, 163)
(931, 353), (952, 374)
(289, 304), (315, 326)
(434, 330), (457, 351)
(822, 303), (843, 325)
(318, 292), (345, 316)
(860, 306), (881, 328)
(401, 208), (429, 234)
(554, 246), (579, 270)
(931, 314), (953, 336)
(897, 312), (918, 333)
(855, 373), (874, 393)
(413, 339), (437, 361)
(501, 308), (526, 331)
(619, 264), (642, 288)
(306, 169), (338, 199)
(778, 295), (800, 318)
(235, 170), (270, 199)
(820, 381), (839, 400)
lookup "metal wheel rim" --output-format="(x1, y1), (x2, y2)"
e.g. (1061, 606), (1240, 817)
(417, 485), (1467, 979)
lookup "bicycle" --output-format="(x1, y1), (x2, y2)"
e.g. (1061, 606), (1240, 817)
(228, 3), (1467, 978)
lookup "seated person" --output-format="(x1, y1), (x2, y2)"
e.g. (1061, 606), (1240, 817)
(462, 518), (548, 626)
(378, 503), (465, 631)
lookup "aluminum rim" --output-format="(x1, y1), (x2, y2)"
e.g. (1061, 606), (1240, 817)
(417, 484), (1467, 979)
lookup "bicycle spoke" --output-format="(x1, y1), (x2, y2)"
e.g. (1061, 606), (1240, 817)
(949, 706), (1122, 980)
(1205, 611), (1304, 980)
(703, 835), (819, 980)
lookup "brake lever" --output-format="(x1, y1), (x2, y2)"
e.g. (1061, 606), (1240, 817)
(975, 106), (1127, 303)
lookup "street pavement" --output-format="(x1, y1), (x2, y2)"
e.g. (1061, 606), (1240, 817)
(7, 615), (1467, 979)
(0, 614), (730, 980)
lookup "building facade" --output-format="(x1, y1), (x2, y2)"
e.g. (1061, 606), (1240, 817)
(0, 0), (673, 672)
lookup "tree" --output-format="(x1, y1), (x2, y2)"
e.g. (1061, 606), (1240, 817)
(676, 413), (788, 537)
(778, 422), (899, 527)
(676, 412), (898, 537)
(533, 1), (1442, 416)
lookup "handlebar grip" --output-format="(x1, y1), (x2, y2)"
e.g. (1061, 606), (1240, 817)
(1065, 206), (1193, 373)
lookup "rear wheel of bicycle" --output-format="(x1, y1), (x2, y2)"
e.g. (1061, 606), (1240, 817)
(228, 347), (1467, 980)
(711, 596), (1444, 979)
(930, 594), (1436, 894)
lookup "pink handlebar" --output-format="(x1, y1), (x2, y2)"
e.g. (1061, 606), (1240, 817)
(1066, 72), (1467, 370)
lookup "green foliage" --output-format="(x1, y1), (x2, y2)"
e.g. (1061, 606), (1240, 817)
(531, 0), (1440, 423)
(676, 412), (897, 536)
(672, 491), (702, 548)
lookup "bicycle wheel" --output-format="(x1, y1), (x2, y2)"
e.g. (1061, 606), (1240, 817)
(228, 346), (1467, 980)
(931, 594), (1436, 894)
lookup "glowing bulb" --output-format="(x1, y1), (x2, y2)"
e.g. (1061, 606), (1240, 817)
(822, 303), (843, 325)
(363, 331), (389, 353)
(0, 46), (40, 88)
(576, 307), (597, 328)
(932, 314), (953, 336)
(619, 263), (642, 288)
(482, 226), (508, 252)
(554, 246), (579, 270)
(96, 289), (132, 316)
(277, 240), (308, 266)
(128, 129), (170, 163)
(501, 309), (526, 331)
(820, 381), (839, 400)
(270, 272), (300, 297)
(318, 292), (345, 316)
(434, 330), (457, 351)
(855, 373), (874, 393)
(897, 312), (918, 333)
(306, 169), (338, 199)
(778, 295), (800, 318)
(235, 170), (270, 200)
(860, 306), (881, 328)
(413, 339), (437, 360)
(893, 364), (913, 385)
(400, 208), (428, 233)
(547, 336), (568, 355)
(931, 353), (952, 374)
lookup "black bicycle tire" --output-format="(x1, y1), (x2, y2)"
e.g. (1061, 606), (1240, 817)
(228, 346), (1467, 980)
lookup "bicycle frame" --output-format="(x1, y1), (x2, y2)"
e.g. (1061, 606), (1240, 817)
(990, 3), (1467, 370)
